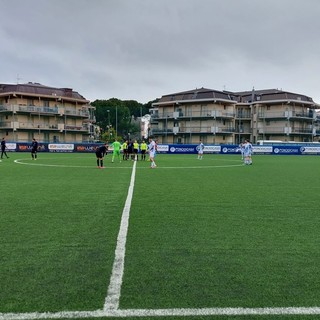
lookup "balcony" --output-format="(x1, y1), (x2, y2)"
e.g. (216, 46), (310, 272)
(0, 121), (59, 130)
(258, 126), (314, 135)
(0, 105), (13, 112)
(235, 112), (251, 119)
(17, 105), (60, 115)
(154, 110), (235, 120)
(64, 109), (90, 117)
(64, 125), (89, 132)
(0, 121), (88, 132)
(150, 126), (235, 135)
(258, 111), (314, 120)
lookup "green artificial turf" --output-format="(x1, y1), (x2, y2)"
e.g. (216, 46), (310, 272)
(1, 152), (320, 320)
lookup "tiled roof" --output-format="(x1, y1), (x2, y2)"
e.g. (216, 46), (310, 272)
(0, 82), (88, 101)
(235, 89), (315, 104)
(157, 87), (235, 104)
(156, 87), (316, 105)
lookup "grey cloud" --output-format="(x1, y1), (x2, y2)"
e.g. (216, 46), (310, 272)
(1, 0), (320, 103)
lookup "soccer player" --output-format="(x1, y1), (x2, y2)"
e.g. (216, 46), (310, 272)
(127, 139), (133, 160)
(133, 140), (139, 161)
(197, 141), (204, 160)
(1, 137), (9, 159)
(243, 139), (253, 165)
(148, 137), (157, 168)
(122, 140), (128, 160)
(111, 138), (121, 163)
(95, 143), (108, 168)
(239, 142), (245, 160)
(140, 140), (147, 160)
(31, 138), (38, 160)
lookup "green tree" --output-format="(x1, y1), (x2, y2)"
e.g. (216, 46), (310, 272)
(91, 98), (130, 139)
(91, 98), (158, 141)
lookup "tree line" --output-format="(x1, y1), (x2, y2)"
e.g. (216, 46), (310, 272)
(91, 98), (158, 141)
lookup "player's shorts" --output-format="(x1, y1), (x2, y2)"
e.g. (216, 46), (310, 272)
(96, 151), (103, 158)
(149, 151), (155, 158)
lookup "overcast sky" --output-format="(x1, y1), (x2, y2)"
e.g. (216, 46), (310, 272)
(1, 0), (320, 104)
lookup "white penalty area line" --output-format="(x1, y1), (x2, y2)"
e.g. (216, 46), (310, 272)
(3, 307), (320, 320)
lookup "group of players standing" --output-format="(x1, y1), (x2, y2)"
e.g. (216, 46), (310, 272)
(95, 137), (157, 169)
(239, 139), (253, 165)
(197, 139), (253, 165)
(1, 137), (38, 160)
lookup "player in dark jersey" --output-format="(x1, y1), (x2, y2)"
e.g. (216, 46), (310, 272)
(31, 138), (38, 160)
(1, 137), (9, 159)
(127, 139), (133, 160)
(95, 143), (108, 168)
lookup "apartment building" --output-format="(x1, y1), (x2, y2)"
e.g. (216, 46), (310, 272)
(0, 82), (95, 143)
(150, 88), (320, 144)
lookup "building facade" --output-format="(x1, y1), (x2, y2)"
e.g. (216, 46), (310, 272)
(0, 82), (95, 143)
(150, 88), (320, 144)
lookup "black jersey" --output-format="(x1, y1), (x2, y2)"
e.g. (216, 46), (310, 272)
(1, 140), (6, 151)
(96, 145), (108, 157)
(31, 141), (38, 152)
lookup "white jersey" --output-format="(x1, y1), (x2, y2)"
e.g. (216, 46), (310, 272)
(148, 140), (156, 156)
(148, 140), (156, 152)
(198, 143), (204, 154)
(243, 142), (252, 156)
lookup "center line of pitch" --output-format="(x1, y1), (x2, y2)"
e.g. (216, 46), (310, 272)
(103, 160), (137, 310)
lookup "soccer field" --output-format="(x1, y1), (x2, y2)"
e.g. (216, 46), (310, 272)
(1, 152), (320, 320)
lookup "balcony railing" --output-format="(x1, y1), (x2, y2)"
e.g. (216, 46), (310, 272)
(0, 104), (91, 118)
(151, 126), (235, 135)
(153, 110), (235, 120)
(258, 126), (314, 134)
(258, 111), (314, 119)
(0, 121), (89, 132)
(18, 105), (59, 114)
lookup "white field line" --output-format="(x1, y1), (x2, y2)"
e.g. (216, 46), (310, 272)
(103, 160), (137, 310)
(14, 158), (244, 170)
(159, 164), (244, 169)
(3, 307), (320, 320)
(13, 159), (132, 169)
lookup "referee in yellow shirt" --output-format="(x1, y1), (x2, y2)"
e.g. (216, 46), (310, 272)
(140, 140), (147, 161)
